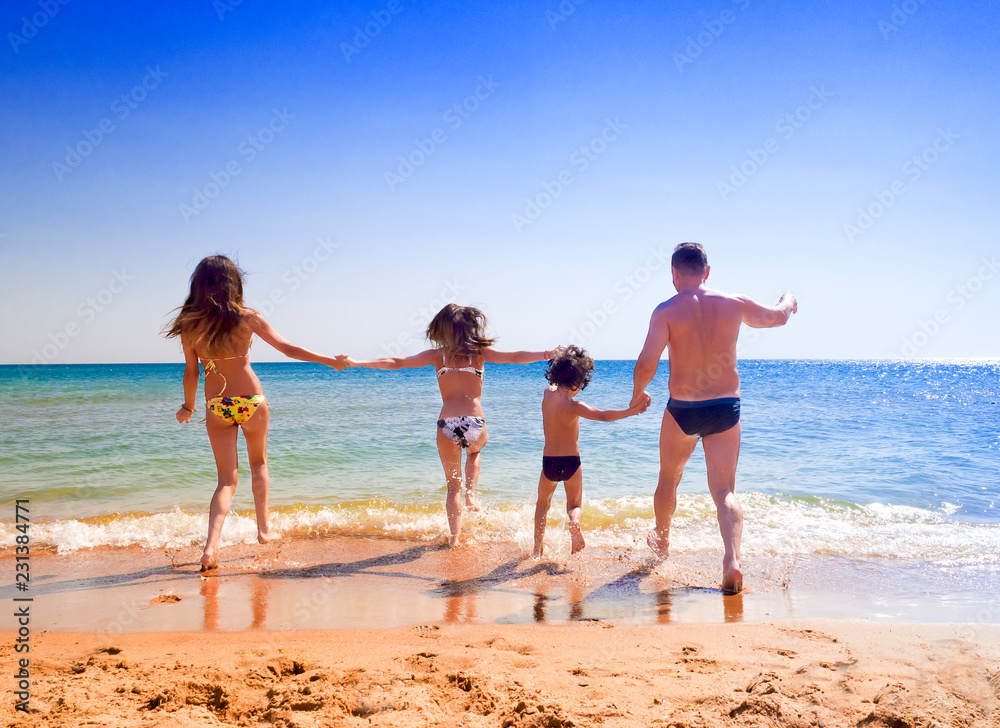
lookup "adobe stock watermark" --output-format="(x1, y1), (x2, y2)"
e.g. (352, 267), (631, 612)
(252, 236), (340, 316)
(894, 255), (997, 358)
(716, 85), (833, 202)
(52, 65), (168, 182)
(7, 0), (71, 53)
(248, 584), (338, 650)
(384, 75), (499, 191)
(878, 0), (929, 39)
(178, 107), (295, 222)
(545, 0), (586, 31)
(29, 270), (134, 365)
(380, 279), (466, 356)
(963, 597), (1000, 645)
(673, 0), (752, 73)
(566, 245), (671, 346)
(213, 0), (243, 21)
(340, 0), (404, 63)
(511, 117), (626, 233)
(843, 127), (959, 243)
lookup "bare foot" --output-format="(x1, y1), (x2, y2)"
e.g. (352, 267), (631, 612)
(199, 552), (219, 573)
(465, 490), (481, 511)
(722, 558), (743, 595)
(448, 534), (462, 549)
(257, 530), (281, 545)
(569, 523), (586, 554)
(646, 528), (670, 558)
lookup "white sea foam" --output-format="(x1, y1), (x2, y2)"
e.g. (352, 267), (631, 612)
(3, 492), (998, 562)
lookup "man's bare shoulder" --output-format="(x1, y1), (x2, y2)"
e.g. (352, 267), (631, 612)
(656, 287), (742, 313)
(653, 293), (685, 315)
(699, 286), (743, 302)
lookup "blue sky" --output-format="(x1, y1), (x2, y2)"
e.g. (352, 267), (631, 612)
(1, 0), (998, 364)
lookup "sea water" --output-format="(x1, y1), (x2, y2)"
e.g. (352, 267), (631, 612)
(1, 360), (998, 568)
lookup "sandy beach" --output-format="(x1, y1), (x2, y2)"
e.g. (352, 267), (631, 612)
(3, 538), (999, 726)
(4, 619), (998, 727)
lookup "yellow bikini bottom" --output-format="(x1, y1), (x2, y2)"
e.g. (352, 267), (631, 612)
(206, 395), (266, 425)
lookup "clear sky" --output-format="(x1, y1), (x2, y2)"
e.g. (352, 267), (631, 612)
(1, 0), (997, 364)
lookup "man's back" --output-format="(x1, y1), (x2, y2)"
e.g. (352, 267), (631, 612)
(630, 241), (797, 595)
(659, 287), (744, 401)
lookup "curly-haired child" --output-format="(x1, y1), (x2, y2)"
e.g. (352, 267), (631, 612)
(533, 346), (649, 557)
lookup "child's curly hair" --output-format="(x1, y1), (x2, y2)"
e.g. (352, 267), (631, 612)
(545, 345), (594, 391)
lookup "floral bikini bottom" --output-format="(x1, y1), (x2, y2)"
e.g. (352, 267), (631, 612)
(206, 395), (266, 425)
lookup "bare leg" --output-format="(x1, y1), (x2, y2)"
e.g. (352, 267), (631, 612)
(464, 428), (488, 511)
(702, 422), (743, 594)
(203, 413), (240, 570)
(533, 473), (558, 557)
(437, 429), (464, 547)
(563, 467), (585, 554)
(241, 402), (280, 544)
(648, 410), (698, 558)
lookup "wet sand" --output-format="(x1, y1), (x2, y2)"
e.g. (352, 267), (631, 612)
(4, 536), (996, 633)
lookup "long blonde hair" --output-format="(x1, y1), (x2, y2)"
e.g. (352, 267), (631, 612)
(164, 256), (248, 355)
(426, 304), (496, 357)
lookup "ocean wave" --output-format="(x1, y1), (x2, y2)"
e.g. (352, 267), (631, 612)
(3, 492), (998, 560)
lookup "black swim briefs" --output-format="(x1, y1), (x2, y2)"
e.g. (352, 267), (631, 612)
(542, 455), (582, 482)
(666, 397), (741, 437)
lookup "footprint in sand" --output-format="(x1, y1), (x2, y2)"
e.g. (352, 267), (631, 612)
(778, 627), (839, 643)
(753, 646), (798, 658)
(680, 657), (718, 674)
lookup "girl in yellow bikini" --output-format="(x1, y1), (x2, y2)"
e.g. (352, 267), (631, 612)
(165, 255), (347, 571)
(348, 303), (561, 547)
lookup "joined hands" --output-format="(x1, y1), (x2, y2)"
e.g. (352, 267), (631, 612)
(629, 391), (652, 412)
(631, 391), (652, 414)
(329, 354), (351, 371)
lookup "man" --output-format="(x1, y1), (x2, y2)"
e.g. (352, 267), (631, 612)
(630, 243), (797, 594)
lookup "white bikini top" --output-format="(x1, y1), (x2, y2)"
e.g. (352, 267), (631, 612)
(436, 354), (484, 380)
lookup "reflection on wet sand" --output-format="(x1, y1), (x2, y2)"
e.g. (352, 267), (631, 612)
(444, 590), (478, 624)
(433, 556), (566, 625)
(195, 542), (745, 629)
(724, 592), (744, 623)
(200, 576), (220, 631)
(568, 581), (585, 621)
(655, 588), (672, 624)
(530, 572), (743, 626)
(200, 573), (271, 631)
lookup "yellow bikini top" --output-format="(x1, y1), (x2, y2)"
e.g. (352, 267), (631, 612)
(200, 340), (252, 398)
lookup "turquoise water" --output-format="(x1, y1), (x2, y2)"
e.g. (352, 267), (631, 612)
(1, 360), (998, 564)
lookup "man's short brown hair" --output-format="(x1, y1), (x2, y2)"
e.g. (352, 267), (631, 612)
(671, 242), (708, 276)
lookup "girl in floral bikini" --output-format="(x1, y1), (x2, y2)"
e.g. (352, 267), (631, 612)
(165, 255), (346, 571)
(348, 303), (560, 547)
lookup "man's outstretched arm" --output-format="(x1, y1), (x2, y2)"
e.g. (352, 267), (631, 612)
(739, 293), (798, 328)
(631, 306), (670, 407)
